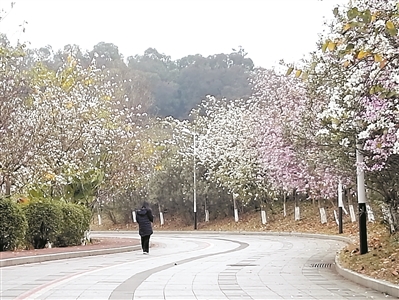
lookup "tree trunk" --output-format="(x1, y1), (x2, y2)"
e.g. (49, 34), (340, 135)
(158, 203), (164, 226)
(283, 192), (287, 218)
(260, 197), (267, 224)
(5, 173), (11, 197)
(294, 189), (300, 221)
(204, 196), (209, 222)
(319, 198), (327, 224)
(347, 188), (356, 222)
(233, 194), (239, 222)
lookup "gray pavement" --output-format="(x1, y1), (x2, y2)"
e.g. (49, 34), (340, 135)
(0, 232), (398, 299)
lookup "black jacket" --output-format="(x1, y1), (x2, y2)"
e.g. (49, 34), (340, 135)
(136, 207), (154, 236)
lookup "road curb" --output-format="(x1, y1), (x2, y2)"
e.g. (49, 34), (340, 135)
(0, 245), (140, 268)
(335, 255), (399, 298)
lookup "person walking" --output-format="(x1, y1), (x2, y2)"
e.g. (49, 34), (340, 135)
(136, 202), (154, 254)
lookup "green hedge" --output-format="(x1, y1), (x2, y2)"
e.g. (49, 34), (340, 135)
(0, 198), (28, 251)
(24, 199), (63, 249)
(55, 202), (91, 247)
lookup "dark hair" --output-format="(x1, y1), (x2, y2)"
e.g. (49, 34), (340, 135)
(141, 201), (149, 209)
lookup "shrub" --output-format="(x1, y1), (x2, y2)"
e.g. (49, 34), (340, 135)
(0, 198), (28, 251)
(24, 199), (63, 249)
(55, 202), (91, 247)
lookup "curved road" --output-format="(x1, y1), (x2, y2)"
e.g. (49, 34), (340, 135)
(0, 232), (393, 299)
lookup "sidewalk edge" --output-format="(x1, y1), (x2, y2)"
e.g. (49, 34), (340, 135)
(0, 245), (140, 267)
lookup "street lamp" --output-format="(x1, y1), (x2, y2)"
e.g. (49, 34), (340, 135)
(356, 143), (368, 254)
(182, 128), (197, 230)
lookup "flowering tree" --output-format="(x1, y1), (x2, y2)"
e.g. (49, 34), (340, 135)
(192, 96), (265, 206)
(172, 68), (352, 223)
(0, 42), (35, 195)
(303, 0), (399, 229)
(307, 0), (399, 166)
(21, 54), (116, 203)
(0, 43), (155, 210)
(251, 68), (352, 200)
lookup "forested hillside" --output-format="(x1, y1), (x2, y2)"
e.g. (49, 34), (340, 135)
(22, 39), (253, 119)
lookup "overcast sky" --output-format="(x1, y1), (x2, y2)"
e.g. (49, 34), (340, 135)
(1, 0), (348, 68)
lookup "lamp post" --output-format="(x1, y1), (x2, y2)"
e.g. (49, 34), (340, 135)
(356, 143), (368, 254)
(338, 181), (343, 234)
(182, 128), (197, 230)
(193, 132), (197, 229)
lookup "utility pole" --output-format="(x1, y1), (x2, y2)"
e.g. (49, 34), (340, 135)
(356, 143), (368, 254)
(338, 181), (343, 234)
(193, 130), (197, 230)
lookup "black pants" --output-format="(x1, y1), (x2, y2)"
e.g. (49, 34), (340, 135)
(141, 235), (151, 253)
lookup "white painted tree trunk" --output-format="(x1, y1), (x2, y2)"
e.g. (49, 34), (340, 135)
(338, 184), (349, 215)
(261, 210), (267, 224)
(349, 205), (356, 222)
(381, 204), (395, 233)
(334, 210), (339, 225)
(205, 210), (209, 222)
(319, 207), (327, 224)
(366, 204), (375, 222)
(294, 206), (300, 221)
(97, 214), (102, 226)
(159, 212), (164, 225)
(234, 209), (239, 222)
(233, 194), (239, 222)
(132, 211), (137, 223)
(83, 230), (91, 245)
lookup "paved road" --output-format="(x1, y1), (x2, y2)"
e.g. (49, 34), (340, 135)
(0, 232), (393, 299)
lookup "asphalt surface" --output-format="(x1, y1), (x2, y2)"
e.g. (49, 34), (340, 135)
(0, 231), (398, 299)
